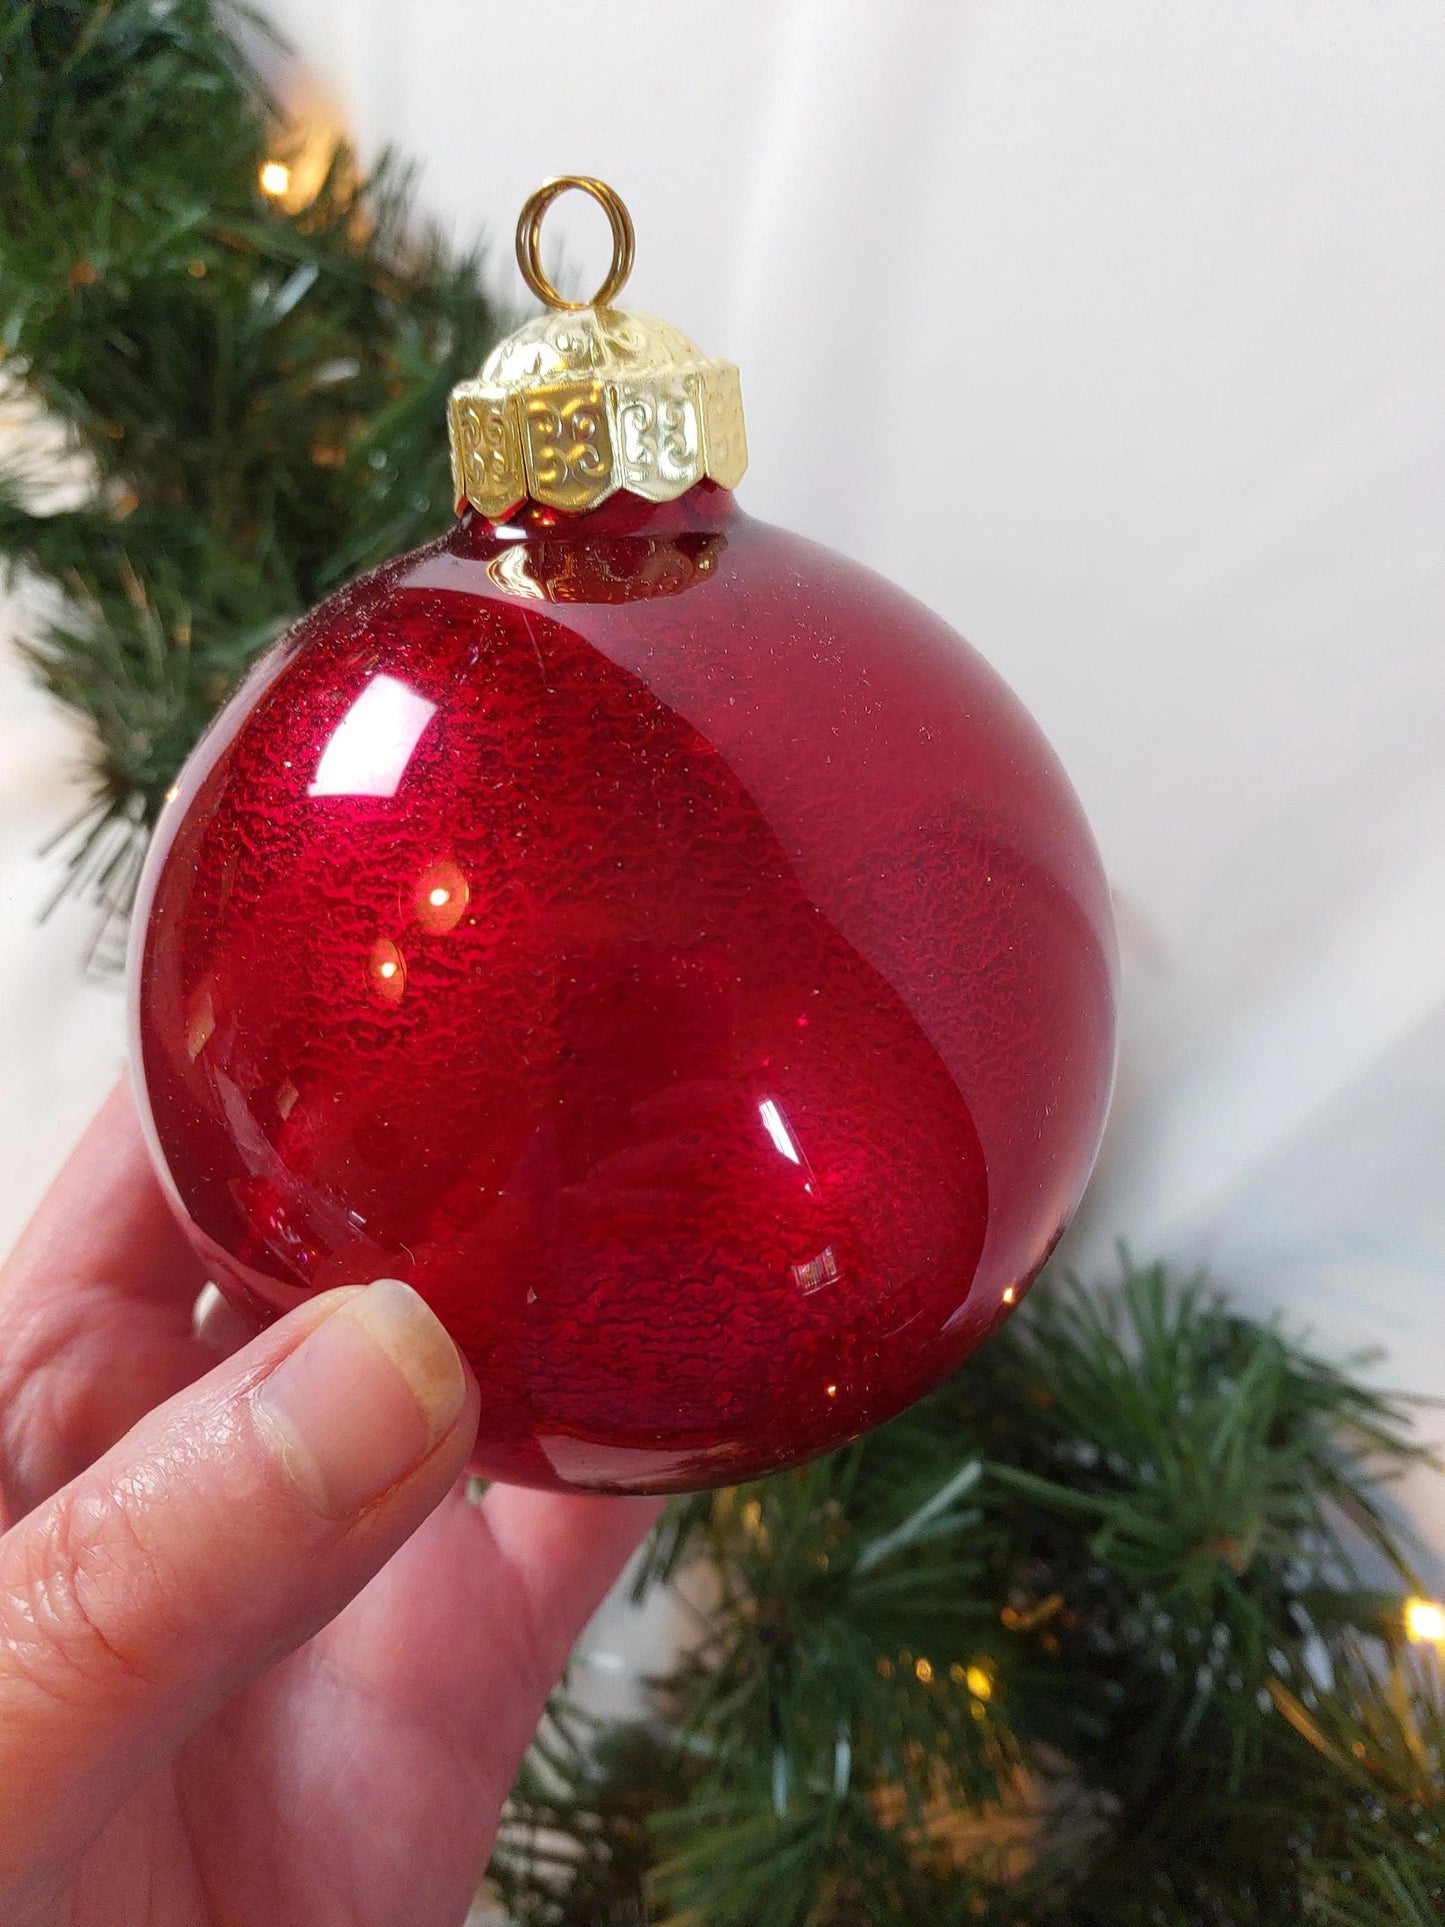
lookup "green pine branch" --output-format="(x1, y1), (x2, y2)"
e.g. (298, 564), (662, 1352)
(492, 1259), (1443, 1927)
(0, 0), (502, 937)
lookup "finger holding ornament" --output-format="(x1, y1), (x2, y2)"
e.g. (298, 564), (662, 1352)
(0, 1083), (211, 1516)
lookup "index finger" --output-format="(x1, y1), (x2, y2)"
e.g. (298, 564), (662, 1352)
(0, 1080), (210, 1512)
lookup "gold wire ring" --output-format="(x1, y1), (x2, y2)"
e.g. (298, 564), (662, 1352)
(515, 176), (636, 312)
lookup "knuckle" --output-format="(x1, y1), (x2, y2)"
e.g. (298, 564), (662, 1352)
(1, 1477), (173, 1704)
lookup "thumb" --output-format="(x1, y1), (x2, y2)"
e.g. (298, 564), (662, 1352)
(0, 1278), (479, 1886)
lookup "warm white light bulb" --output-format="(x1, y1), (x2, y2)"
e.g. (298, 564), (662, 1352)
(1405, 1597), (1445, 1643)
(259, 160), (291, 198)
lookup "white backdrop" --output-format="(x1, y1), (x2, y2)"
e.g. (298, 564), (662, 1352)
(3, 1), (1444, 1557)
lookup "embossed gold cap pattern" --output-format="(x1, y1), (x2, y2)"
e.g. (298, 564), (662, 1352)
(448, 177), (747, 519)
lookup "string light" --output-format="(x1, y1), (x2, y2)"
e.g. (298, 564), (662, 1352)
(259, 160), (291, 198)
(1405, 1596), (1445, 1644)
(965, 1664), (993, 1700)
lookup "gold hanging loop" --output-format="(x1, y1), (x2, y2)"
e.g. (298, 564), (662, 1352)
(516, 176), (636, 312)
(449, 177), (746, 515)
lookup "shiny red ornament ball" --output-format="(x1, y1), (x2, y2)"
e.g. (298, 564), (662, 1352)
(131, 483), (1116, 1492)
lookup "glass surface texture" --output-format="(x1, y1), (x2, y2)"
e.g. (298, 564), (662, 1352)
(132, 486), (1117, 1491)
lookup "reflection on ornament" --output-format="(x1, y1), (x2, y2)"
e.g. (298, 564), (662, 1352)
(310, 675), (438, 798)
(758, 1098), (804, 1166)
(413, 859), (470, 934)
(792, 1248), (841, 1295)
(185, 983), (216, 1060)
(368, 938), (407, 1005)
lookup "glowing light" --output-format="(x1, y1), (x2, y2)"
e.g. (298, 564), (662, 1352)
(1002, 1285), (1017, 1305)
(825, 1383), (838, 1398)
(965, 1664), (993, 1700)
(1406, 1597), (1445, 1643)
(914, 1658), (934, 1684)
(260, 160), (292, 198)
(310, 675), (438, 799)
(758, 1097), (802, 1165)
(368, 938), (407, 1005)
(412, 858), (470, 934)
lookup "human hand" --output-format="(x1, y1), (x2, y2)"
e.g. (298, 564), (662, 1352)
(0, 1084), (659, 1927)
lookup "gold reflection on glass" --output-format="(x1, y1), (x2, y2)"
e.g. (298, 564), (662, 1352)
(1002, 1285), (1017, 1305)
(185, 982), (216, 1060)
(413, 858), (470, 935)
(485, 545), (550, 600)
(369, 937), (407, 1005)
(478, 533), (727, 604)
(791, 1246), (839, 1294)
(914, 1657), (934, 1684)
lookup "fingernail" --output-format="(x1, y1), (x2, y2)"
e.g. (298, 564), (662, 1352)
(253, 1280), (467, 1518)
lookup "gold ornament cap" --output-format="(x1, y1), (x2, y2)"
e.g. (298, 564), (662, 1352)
(448, 177), (747, 519)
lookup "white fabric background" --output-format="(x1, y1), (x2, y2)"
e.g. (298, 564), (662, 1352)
(3, 1), (1444, 1556)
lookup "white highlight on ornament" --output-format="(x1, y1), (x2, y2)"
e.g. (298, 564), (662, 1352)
(310, 675), (438, 799)
(758, 1097), (802, 1165)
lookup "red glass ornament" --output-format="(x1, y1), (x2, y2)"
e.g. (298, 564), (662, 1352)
(131, 483), (1116, 1492)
